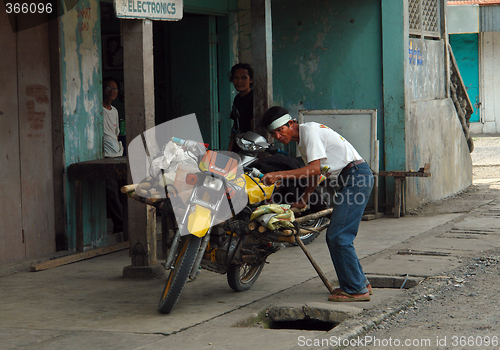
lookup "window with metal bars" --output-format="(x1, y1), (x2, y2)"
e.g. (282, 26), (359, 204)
(409, 0), (442, 38)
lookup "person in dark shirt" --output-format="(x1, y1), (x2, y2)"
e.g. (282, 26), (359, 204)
(228, 63), (254, 152)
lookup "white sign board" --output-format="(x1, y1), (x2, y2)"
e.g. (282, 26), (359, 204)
(298, 109), (379, 173)
(447, 5), (479, 34)
(115, 0), (183, 21)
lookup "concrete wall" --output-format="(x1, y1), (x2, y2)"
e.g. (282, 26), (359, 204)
(406, 39), (472, 209)
(406, 99), (472, 208)
(60, 0), (106, 250)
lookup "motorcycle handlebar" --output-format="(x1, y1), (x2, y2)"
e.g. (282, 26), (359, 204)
(243, 167), (264, 179)
(267, 147), (289, 156)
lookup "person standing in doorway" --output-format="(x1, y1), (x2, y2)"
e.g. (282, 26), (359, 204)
(228, 63), (254, 152)
(103, 77), (124, 234)
(261, 106), (374, 302)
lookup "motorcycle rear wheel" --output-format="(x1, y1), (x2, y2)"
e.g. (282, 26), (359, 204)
(294, 186), (332, 245)
(158, 234), (202, 314)
(227, 261), (265, 292)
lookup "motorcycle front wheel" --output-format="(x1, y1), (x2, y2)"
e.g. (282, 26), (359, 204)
(227, 261), (265, 292)
(158, 234), (202, 314)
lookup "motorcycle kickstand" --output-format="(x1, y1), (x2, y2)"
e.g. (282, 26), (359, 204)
(293, 230), (334, 294)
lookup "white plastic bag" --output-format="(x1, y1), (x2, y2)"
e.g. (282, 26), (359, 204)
(149, 141), (199, 203)
(150, 141), (196, 177)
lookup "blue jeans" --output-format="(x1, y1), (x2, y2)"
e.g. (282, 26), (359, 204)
(326, 162), (373, 294)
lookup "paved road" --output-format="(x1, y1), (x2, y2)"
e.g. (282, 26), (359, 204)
(470, 135), (500, 166)
(352, 250), (500, 350)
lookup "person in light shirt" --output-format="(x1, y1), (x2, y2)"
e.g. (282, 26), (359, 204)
(102, 77), (123, 234)
(261, 106), (374, 302)
(103, 78), (123, 158)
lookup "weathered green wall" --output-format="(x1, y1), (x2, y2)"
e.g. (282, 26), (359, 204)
(272, 0), (387, 204)
(272, 0), (383, 118)
(61, 0), (106, 250)
(381, 0), (407, 207)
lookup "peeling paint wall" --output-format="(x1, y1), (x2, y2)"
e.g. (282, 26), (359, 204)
(61, 0), (106, 250)
(406, 39), (472, 209)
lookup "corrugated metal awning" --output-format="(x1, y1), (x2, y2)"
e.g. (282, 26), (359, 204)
(480, 4), (500, 31)
(448, 0), (500, 5)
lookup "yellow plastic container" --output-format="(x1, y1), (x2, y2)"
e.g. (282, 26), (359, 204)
(243, 174), (275, 204)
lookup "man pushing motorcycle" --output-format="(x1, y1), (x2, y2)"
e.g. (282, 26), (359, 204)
(260, 106), (374, 302)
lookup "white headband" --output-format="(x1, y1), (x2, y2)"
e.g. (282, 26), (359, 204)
(267, 114), (292, 131)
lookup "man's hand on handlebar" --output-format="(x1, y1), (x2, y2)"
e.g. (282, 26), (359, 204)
(261, 172), (281, 185)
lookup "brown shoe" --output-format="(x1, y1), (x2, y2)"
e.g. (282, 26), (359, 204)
(332, 284), (373, 295)
(328, 291), (370, 302)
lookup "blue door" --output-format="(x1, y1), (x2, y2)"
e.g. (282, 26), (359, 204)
(449, 33), (480, 123)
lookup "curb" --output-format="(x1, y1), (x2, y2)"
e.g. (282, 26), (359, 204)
(286, 275), (450, 350)
(303, 252), (491, 350)
(325, 278), (445, 349)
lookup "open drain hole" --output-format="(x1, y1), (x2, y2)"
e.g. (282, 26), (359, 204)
(234, 307), (353, 331)
(269, 319), (338, 331)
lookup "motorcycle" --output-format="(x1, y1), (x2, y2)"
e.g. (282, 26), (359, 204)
(124, 134), (333, 314)
(230, 106), (332, 245)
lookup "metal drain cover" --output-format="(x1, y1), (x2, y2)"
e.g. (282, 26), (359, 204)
(448, 228), (500, 235)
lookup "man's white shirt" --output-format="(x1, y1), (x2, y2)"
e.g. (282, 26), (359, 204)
(297, 122), (362, 179)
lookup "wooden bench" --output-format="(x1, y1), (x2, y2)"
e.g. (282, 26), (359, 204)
(377, 163), (431, 218)
(67, 157), (128, 251)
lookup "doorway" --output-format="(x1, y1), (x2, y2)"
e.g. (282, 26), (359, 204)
(99, 8), (232, 150)
(449, 33), (480, 123)
(154, 14), (220, 149)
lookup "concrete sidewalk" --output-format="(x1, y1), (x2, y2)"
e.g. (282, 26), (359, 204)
(2, 178), (500, 350)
